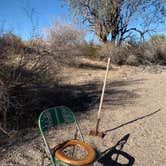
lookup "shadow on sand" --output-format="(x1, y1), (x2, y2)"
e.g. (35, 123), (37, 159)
(12, 79), (141, 129)
(98, 134), (135, 166)
(54, 79), (142, 112)
(104, 108), (161, 134)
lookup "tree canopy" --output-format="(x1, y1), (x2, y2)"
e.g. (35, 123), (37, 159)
(63, 0), (166, 44)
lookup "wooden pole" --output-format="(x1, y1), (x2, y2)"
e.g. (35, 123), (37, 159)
(95, 57), (111, 132)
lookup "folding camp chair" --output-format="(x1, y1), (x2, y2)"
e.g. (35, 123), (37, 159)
(38, 106), (97, 166)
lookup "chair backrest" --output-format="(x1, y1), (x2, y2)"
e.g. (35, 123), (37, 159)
(38, 106), (84, 166)
(38, 106), (76, 134)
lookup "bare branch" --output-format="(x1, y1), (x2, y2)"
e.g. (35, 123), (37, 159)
(63, 0), (166, 44)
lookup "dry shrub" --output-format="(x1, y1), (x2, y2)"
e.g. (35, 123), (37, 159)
(98, 42), (128, 65)
(147, 38), (166, 65)
(97, 37), (166, 66)
(0, 33), (24, 62)
(80, 42), (100, 59)
(125, 41), (144, 66)
(46, 22), (85, 65)
(0, 33), (58, 130)
(126, 38), (166, 66)
(0, 80), (9, 130)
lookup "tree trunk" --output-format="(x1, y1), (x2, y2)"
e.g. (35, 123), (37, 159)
(100, 36), (107, 43)
(111, 37), (116, 44)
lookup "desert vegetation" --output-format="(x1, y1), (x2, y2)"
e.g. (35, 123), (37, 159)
(0, 1), (166, 165)
(0, 26), (165, 133)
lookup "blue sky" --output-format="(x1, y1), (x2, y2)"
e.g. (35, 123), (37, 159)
(0, 0), (165, 42)
(0, 0), (68, 38)
(0, 0), (97, 41)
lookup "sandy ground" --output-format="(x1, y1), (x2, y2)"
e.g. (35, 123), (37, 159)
(1, 59), (166, 166)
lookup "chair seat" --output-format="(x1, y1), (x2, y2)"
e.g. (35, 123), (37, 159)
(54, 139), (96, 166)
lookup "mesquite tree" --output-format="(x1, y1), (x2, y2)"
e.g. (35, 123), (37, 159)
(63, 0), (166, 44)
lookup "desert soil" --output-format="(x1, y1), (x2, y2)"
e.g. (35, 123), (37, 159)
(0, 58), (166, 166)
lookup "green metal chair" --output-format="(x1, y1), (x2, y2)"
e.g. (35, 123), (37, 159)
(38, 106), (97, 166)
